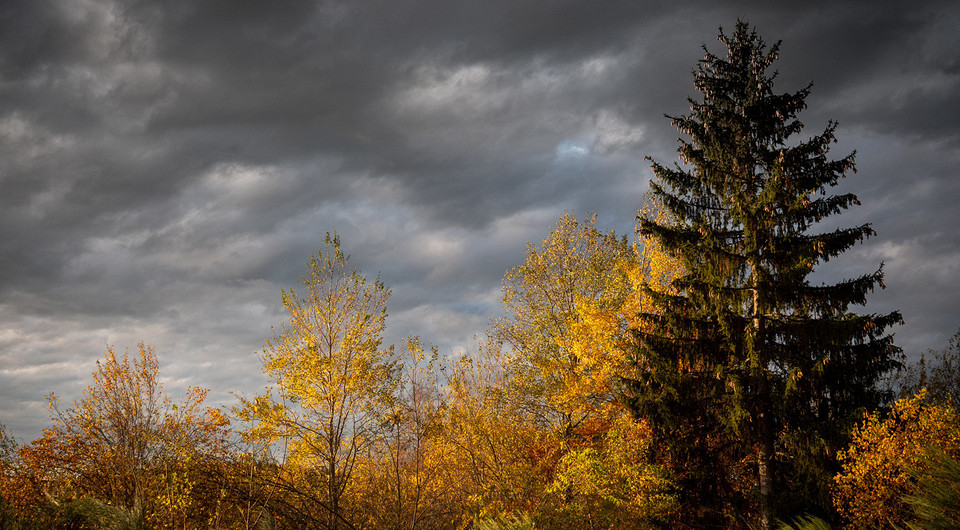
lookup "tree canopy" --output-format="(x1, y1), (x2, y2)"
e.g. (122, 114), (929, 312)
(627, 20), (902, 527)
(238, 233), (398, 529)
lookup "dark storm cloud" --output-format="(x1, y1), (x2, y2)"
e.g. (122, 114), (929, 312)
(1, 0), (958, 440)
(135, 1), (662, 226)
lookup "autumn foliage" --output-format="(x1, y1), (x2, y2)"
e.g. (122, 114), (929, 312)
(0, 213), (952, 528)
(4, 23), (954, 530)
(237, 233), (398, 528)
(10, 343), (231, 527)
(833, 390), (960, 527)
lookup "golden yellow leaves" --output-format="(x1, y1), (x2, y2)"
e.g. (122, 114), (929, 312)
(237, 234), (399, 527)
(833, 391), (960, 527)
(637, 204), (684, 298)
(494, 213), (636, 429)
(550, 412), (675, 524)
(8, 218), (690, 527)
(556, 295), (624, 417)
(459, 212), (683, 526)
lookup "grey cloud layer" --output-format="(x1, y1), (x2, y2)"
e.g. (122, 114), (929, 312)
(1, 0), (958, 440)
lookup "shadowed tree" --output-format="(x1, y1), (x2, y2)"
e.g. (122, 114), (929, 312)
(626, 21), (902, 527)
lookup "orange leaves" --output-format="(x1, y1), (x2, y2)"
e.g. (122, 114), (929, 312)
(6, 216), (694, 526)
(833, 391), (960, 527)
(17, 343), (231, 527)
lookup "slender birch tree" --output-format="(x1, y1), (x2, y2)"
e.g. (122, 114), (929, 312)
(240, 233), (397, 529)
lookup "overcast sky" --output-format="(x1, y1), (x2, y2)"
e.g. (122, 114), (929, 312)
(2, 0), (958, 441)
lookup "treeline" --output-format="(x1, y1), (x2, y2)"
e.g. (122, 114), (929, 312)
(0, 218), (677, 529)
(1, 216), (957, 529)
(2, 21), (960, 529)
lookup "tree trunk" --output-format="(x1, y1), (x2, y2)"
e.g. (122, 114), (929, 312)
(753, 268), (774, 530)
(757, 405), (774, 530)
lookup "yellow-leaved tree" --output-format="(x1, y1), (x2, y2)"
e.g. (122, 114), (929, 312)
(352, 337), (463, 527)
(238, 233), (398, 529)
(20, 343), (230, 528)
(459, 212), (679, 526)
(493, 212), (634, 437)
(556, 207), (683, 420)
(439, 337), (558, 523)
(833, 390), (960, 527)
(542, 208), (681, 527)
(548, 413), (675, 527)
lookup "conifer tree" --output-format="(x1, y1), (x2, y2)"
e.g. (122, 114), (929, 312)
(626, 21), (902, 527)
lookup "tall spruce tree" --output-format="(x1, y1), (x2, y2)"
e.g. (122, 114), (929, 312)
(627, 22), (902, 527)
